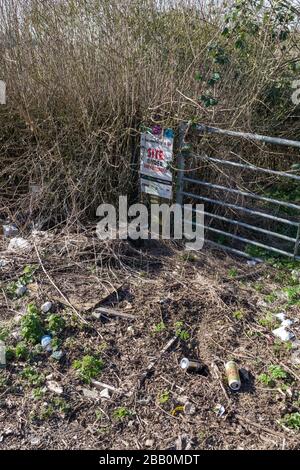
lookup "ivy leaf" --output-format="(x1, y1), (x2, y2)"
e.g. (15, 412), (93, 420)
(235, 38), (247, 50)
(208, 72), (221, 86)
(215, 55), (229, 65)
(279, 30), (289, 42)
(195, 71), (203, 81)
(222, 27), (230, 37)
(200, 95), (219, 107)
(290, 62), (300, 73)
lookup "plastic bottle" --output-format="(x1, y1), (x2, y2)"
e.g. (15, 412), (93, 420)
(0, 340), (6, 368)
(41, 335), (52, 352)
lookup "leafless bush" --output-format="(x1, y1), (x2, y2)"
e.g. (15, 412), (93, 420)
(0, 0), (299, 226)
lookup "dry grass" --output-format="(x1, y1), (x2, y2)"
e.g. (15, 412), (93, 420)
(0, 0), (299, 226)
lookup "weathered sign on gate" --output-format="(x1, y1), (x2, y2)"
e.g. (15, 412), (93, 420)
(140, 128), (174, 199)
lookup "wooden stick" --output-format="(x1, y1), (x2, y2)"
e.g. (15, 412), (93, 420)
(91, 380), (118, 392)
(33, 240), (88, 325)
(211, 362), (231, 404)
(237, 415), (283, 437)
(138, 336), (178, 387)
(93, 306), (135, 320)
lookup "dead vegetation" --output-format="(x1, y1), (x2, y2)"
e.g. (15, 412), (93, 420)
(0, 0), (299, 226)
(1, 0), (300, 451)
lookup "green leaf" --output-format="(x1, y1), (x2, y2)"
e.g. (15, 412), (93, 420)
(195, 72), (203, 81)
(208, 72), (221, 86)
(200, 95), (219, 107)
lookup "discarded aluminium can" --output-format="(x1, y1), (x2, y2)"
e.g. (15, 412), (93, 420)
(0, 340), (6, 368)
(225, 361), (241, 391)
(180, 357), (202, 372)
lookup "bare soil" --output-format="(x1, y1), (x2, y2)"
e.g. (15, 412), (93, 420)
(1, 230), (300, 450)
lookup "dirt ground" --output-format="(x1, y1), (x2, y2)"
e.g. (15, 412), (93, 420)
(1, 229), (300, 450)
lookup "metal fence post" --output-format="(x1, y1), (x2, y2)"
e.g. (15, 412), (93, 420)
(176, 123), (187, 206)
(294, 224), (300, 259)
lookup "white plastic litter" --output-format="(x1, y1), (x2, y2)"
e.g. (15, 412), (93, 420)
(291, 270), (300, 281)
(247, 260), (258, 267)
(274, 312), (286, 322)
(51, 350), (63, 361)
(82, 388), (99, 399)
(0, 340), (6, 368)
(291, 350), (300, 365)
(100, 388), (110, 399)
(272, 326), (294, 342)
(127, 325), (135, 336)
(7, 237), (30, 252)
(3, 223), (19, 238)
(184, 402), (196, 416)
(41, 335), (52, 352)
(281, 319), (294, 328)
(145, 439), (154, 447)
(0, 258), (9, 268)
(214, 404), (225, 417)
(46, 380), (63, 395)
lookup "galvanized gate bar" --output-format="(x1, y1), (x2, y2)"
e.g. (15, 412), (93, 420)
(183, 177), (300, 210)
(187, 154), (300, 182)
(184, 206), (297, 242)
(185, 220), (300, 260)
(205, 240), (263, 262)
(182, 191), (299, 226)
(195, 124), (300, 149)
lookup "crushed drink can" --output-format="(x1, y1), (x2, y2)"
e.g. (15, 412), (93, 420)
(225, 360), (241, 391)
(180, 357), (202, 372)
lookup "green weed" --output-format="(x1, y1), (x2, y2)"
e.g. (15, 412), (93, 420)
(258, 364), (287, 388)
(72, 355), (104, 383)
(158, 390), (170, 404)
(47, 314), (65, 335)
(0, 327), (9, 341)
(112, 407), (132, 421)
(15, 342), (29, 360)
(281, 412), (300, 430)
(22, 366), (45, 387)
(258, 313), (278, 330)
(228, 268), (238, 278)
(232, 309), (244, 320)
(21, 303), (44, 344)
(153, 322), (166, 334)
(174, 321), (190, 341)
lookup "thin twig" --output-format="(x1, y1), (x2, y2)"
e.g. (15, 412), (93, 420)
(33, 240), (88, 325)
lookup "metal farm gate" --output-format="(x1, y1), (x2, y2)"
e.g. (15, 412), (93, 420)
(176, 123), (300, 261)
